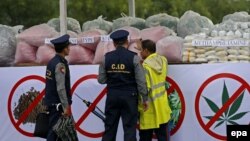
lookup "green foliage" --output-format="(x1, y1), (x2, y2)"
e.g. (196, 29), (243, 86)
(0, 0), (58, 28)
(0, 0), (249, 28)
(165, 82), (182, 130)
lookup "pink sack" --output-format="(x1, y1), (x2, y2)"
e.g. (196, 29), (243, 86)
(141, 26), (174, 43)
(66, 45), (94, 64)
(92, 41), (115, 64)
(78, 29), (107, 51)
(119, 26), (143, 58)
(36, 45), (56, 65)
(156, 36), (184, 63)
(119, 26), (141, 42)
(128, 40), (143, 60)
(16, 23), (59, 47)
(14, 41), (37, 64)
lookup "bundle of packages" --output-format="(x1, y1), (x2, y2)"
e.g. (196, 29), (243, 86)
(183, 36), (250, 63)
(66, 44), (94, 65)
(93, 27), (142, 64)
(77, 29), (107, 51)
(222, 11), (250, 22)
(16, 23), (59, 47)
(36, 44), (56, 65)
(121, 26), (143, 58)
(15, 41), (38, 64)
(64, 29), (107, 65)
(177, 10), (214, 38)
(120, 26), (141, 42)
(145, 13), (179, 33)
(156, 36), (184, 63)
(0, 25), (16, 66)
(93, 41), (115, 64)
(36, 31), (78, 65)
(182, 11), (250, 63)
(112, 13), (146, 30)
(15, 24), (59, 65)
(47, 17), (81, 33)
(141, 26), (175, 43)
(82, 15), (113, 33)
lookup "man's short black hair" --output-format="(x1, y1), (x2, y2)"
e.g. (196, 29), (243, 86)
(113, 39), (127, 46)
(141, 39), (156, 53)
(55, 46), (66, 53)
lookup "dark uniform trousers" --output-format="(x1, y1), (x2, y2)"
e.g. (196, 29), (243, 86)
(139, 123), (168, 141)
(47, 107), (63, 141)
(102, 89), (138, 141)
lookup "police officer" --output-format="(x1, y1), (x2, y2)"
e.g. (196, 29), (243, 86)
(98, 29), (148, 141)
(44, 34), (75, 141)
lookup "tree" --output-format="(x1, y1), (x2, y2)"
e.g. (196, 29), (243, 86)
(0, 0), (249, 28)
(0, 0), (58, 28)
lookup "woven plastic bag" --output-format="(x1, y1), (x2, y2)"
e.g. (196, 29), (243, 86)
(53, 116), (78, 141)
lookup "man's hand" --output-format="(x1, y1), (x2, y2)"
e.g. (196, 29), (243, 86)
(143, 100), (149, 111)
(62, 106), (71, 117)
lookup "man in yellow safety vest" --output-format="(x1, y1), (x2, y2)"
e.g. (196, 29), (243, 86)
(138, 39), (172, 141)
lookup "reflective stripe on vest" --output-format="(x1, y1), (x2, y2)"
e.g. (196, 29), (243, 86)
(145, 68), (166, 103)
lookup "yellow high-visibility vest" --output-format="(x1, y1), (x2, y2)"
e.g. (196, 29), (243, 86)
(139, 53), (172, 130)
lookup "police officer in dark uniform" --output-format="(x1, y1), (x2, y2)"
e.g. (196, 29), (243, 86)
(44, 34), (74, 141)
(98, 29), (148, 141)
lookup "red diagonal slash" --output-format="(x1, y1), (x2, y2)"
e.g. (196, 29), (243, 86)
(71, 74), (107, 138)
(8, 75), (45, 137)
(195, 73), (250, 140)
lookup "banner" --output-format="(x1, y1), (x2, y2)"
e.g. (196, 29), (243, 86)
(0, 63), (249, 141)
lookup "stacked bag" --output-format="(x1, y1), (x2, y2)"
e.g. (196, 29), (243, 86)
(0, 25), (17, 66)
(2, 11), (249, 67)
(12, 14), (183, 66)
(182, 12), (250, 63)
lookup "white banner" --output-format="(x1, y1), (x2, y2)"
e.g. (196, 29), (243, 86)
(192, 39), (250, 47)
(0, 63), (249, 141)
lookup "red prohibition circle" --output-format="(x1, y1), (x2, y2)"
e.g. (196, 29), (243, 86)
(71, 74), (107, 138)
(195, 73), (250, 140)
(166, 76), (186, 135)
(7, 75), (45, 137)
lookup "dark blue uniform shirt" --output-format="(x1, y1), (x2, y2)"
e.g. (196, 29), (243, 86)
(44, 54), (72, 107)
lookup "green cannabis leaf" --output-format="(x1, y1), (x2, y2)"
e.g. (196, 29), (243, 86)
(203, 81), (249, 129)
(166, 82), (181, 131)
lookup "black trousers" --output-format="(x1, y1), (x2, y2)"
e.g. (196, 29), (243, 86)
(139, 123), (169, 141)
(102, 90), (138, 141)
(47, 108), (62, 141)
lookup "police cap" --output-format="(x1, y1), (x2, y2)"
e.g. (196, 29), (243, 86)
(110, 30), (129, 42)
(51, 34), (70, 49)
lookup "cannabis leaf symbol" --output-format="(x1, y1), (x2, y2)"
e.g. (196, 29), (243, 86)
(203, 81), (249, 129)
(166, 82), (181, 131)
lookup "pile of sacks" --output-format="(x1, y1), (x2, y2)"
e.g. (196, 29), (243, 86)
(182, 12), (250, 63)
(0, 11), (218, 66)
(13, 23), (183, 65)
(1, 11), (249, 66)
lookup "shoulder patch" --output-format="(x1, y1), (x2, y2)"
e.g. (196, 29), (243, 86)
(46, 70), (52, 79)
(60, 66), (66, 74)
